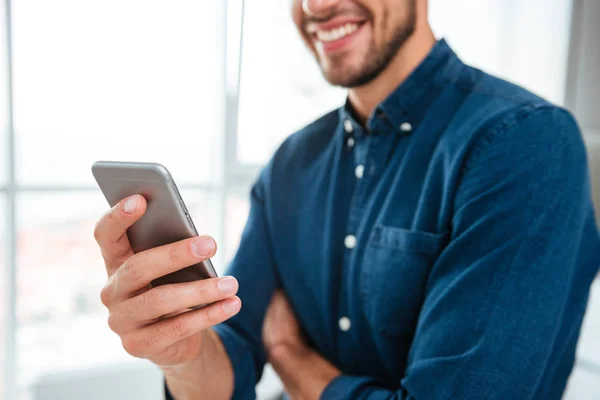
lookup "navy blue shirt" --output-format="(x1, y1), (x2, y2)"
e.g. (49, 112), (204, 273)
(212, 40), (600, 399)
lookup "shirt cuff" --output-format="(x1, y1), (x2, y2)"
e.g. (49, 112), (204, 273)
(321, 375), (378, 400)
(212, 323), (259, 400)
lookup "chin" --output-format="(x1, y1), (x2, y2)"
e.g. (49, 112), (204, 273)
(320, 61), (370, 88)
(317, 44), (382, 88)
(323, 72), (357, 87)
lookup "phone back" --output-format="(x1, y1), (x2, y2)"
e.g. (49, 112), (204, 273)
(92, 161), (217, 286)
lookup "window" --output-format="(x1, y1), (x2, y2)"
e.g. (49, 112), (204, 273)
(12, 0), (224, 186)
(10, 0), (227, 397)
(429, 0), (573, 105)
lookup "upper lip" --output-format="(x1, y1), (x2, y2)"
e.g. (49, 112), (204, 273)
(305, 17), (366, 35)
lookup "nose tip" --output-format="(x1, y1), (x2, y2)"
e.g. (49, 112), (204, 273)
(302, 0), (339, 17)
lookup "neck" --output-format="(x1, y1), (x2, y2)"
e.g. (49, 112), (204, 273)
(348, 22), (436, 124)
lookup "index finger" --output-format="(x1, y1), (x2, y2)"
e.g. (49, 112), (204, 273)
(94, 194), (147, 276)
(112, 235), (217, 296)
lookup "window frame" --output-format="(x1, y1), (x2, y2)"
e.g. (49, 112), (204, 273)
(224, 0), (262, 184)
(2, 0), (17, 398)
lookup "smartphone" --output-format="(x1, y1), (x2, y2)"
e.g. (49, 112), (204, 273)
(92, 161), (217, 287)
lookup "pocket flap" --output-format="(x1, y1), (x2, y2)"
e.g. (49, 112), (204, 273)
(370, 225), (448, 253)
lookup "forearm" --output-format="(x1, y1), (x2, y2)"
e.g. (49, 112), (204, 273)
(163, 329), (234, 400)
(269, 344), (341, 400)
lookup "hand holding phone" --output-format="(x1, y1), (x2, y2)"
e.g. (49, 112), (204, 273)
(92, 161), (217, 287)
(92, 162), (241, 368)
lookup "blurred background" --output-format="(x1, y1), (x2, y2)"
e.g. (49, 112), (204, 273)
(0, 0), (598, 399)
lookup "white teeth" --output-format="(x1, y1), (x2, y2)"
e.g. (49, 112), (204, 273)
(316, 23), (359, 43)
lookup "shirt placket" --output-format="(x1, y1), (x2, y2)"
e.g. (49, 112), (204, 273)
(336, 113), (405, 365)
(336, 117), (377, 360)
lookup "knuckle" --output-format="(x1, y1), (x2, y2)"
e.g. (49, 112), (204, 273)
(168, 243), (185, 265)
(107, 313), (120, 333)
(200, 307), (217, 327)
(124, 296), (142, 317)
(211, 279), (222, 295)
(121, 335), (142, 357)
(143, 288), (166, 315)
(99, 284), (112, 308)
(93, 217), (105, 243)
(112, 255), (129, 271)
(97, 209), (118, 239)
(195, 281), (211, 302)
(93, 224), (101, 242)
(125, 291), (147, 317)
(122, 257), (144, 284)
(170, 315), (190, 338)
(192, 279), (219, 304)
(142, 328), (162, 350)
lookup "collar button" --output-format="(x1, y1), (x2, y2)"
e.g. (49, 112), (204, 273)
(344, 119), (354, 133)
(400, 122), (413, 133)
(347, 137), (355, 149)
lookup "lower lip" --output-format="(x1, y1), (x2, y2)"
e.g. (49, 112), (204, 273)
(314, 23), (366, 54)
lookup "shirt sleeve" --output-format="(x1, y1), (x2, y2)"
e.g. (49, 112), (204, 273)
(321, 106), (599, 400)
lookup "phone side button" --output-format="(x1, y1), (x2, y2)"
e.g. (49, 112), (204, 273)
(179, 200), (189, 215)
(186, 214), (197, 230)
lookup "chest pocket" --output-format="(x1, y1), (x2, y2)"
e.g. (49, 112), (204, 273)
(360, 225), (448, 337)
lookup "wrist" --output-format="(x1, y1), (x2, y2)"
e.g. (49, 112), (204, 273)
(268, 340), (341, 400)
(161, 329), (235, 399)
(161, 330), (212, 377)
(163, 357), (204, 400)
(267, 339), (310, 364)
(162, 352), (205, 399)
(264, 333), (305, 356)
(162, 330), (226, 399)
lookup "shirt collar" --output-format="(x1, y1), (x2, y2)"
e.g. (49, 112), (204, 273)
(338, 39), (465, 137)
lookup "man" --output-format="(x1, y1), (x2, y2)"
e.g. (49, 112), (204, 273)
(94, 0), (600, 398)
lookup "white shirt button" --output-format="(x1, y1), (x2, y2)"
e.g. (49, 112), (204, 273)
(344, 120), (354, 133)
(399, 122), (412, 133)
(355, 164), (364, 179)
(344, 235), (357, 249)
(338, 316), (351, 331)
(347, 137), (355, 148)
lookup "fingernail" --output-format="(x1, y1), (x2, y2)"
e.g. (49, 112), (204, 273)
(217, 277), (237, 294)
(222, 297), (240, 315)
(191, 236), (215, 257)
(123, 196), (139, 214)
